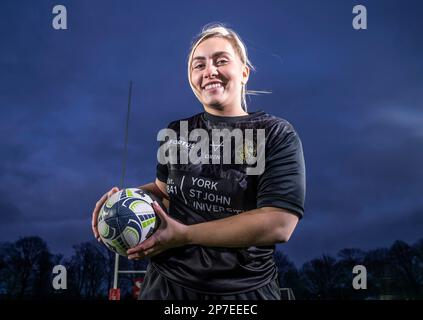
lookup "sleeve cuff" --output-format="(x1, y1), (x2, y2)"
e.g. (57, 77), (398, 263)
(257, 197), (304, 219)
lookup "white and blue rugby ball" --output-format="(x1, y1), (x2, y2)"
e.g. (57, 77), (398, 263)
(98, 188), (162, 257)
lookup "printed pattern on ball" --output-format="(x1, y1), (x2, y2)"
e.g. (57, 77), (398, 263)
(98, 188), (159, 257)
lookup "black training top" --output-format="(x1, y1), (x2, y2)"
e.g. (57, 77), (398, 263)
(151, 110), (306, 294)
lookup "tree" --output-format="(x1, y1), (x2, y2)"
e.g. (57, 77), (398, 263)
(300, 254), (341, 299)
(336, 248), (367, 299)
(273, 249), (304, 299)
(65, 241), (108, 298)
(363, 247), (392, 298)
(389, 240), (421, 298)
(0, 236), (57, 298)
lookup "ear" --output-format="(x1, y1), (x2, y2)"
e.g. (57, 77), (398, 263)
(241, 64), (250, 85)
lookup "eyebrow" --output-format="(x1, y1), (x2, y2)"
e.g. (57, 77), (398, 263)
(192, 51), (232, 62)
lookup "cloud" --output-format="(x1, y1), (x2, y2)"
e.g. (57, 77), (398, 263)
(1, 0), (422, 265)
(283, 205), (423, 266)
(0, 197), (22, 223)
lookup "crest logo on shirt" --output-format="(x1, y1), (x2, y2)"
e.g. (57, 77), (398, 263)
(236, 139), (256, 163)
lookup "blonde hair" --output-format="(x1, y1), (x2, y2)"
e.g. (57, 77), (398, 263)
(187, 23), (262, 111)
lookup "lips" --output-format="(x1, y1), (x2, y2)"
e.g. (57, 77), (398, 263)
(202, 81), (225, 91)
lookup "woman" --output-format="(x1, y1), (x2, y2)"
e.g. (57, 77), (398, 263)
(91, 24), (306, 300)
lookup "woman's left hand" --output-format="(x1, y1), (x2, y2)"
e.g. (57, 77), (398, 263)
(127, 201), (189, 260)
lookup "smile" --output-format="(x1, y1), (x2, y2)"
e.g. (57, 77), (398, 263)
(202, 82), (225, 91)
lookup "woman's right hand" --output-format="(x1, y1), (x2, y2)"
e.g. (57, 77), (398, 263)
(91, 187), (120, 241)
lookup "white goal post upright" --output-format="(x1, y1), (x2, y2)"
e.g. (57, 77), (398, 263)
(112, 80), (132, 293)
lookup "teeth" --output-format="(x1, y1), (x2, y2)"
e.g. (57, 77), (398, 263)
(204, 83), (223, 90)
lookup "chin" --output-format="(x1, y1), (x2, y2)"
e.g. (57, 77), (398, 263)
(207, 103), (225, 111)
(203, 98), (224, 109)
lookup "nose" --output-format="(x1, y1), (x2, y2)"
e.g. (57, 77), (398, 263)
(203, 61), (218, 79)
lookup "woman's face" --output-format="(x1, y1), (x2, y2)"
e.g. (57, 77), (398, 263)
(190, 37), (249, 110)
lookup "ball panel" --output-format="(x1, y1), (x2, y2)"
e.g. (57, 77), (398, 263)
(127, 199), (152, 214)
(98, 220), (113, 239)
(122, 225), (140, 248)
(107, 236), (129, 257)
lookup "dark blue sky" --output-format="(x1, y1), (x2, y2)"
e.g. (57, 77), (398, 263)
(0, 0), (422, 266)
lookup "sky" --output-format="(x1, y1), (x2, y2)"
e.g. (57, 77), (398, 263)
(0, 0), (422, 267)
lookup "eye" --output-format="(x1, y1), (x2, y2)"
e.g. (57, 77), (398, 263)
(193, 63), (205, 70)
(216, 59), (228, 65)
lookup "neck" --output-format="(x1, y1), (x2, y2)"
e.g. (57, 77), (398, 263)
(204, 104), (248, 117)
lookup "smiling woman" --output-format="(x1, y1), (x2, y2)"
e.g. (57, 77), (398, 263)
(188, 25), (254, 114)
(91, 23), (306, 300)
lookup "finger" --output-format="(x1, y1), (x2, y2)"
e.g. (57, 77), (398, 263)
(92, 187), (119, 239)
(127, 245), (142, 255)
(144, 247), (158, 257)
(127, 237), (155, 255)
(91, 219), (98, 238)
(92, 226), (100, 240)
(152, 201), (167, 220)
(148, 249), (164, 258)
(128, 251), (146, 260)
(107, 186), (119, 198)
(141, 238), (155, 251)
(91, 192), (109, 237)
(143, 247), (166, 259)
(128, 247), (161, 260)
